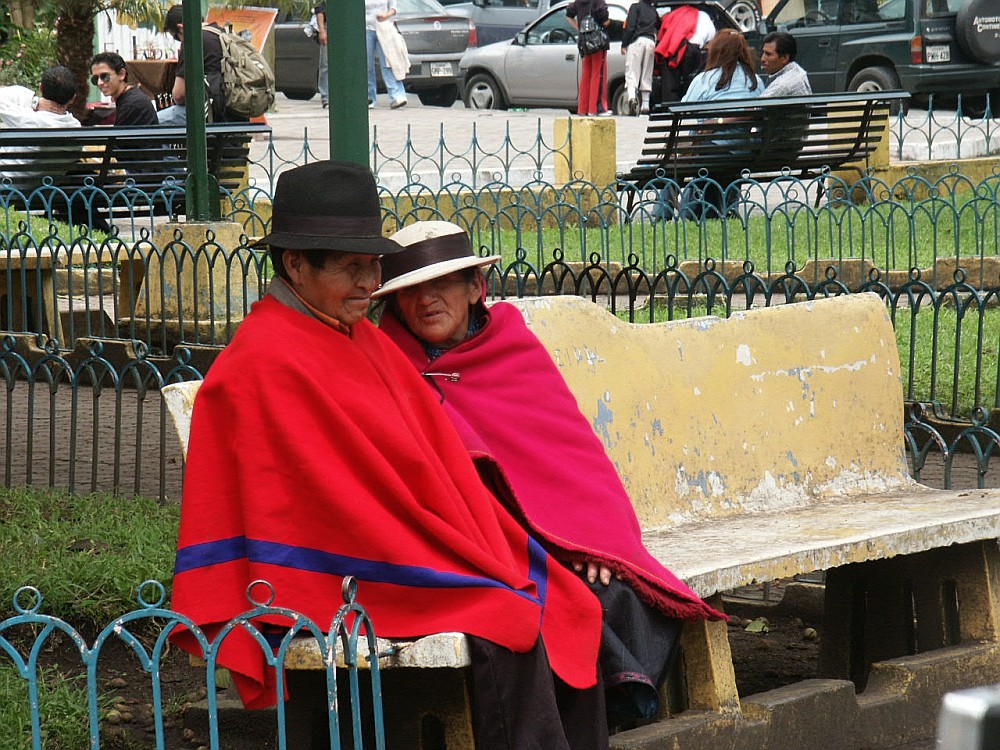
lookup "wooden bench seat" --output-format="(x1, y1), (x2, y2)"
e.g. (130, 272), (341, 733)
(619, 92), (909, 212)
(0, 123), (269, 225)
(163, 292), (1000, 749)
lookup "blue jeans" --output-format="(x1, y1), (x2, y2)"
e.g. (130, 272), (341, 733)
(318, 43), (329, 104)
(156, 104), (187, 125)
(366, 28), (406, 104)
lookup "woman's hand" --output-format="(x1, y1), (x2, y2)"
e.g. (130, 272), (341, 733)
(573, 560), (615, 586)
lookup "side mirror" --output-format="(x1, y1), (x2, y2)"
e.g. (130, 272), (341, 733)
(514, 31), (527, 45)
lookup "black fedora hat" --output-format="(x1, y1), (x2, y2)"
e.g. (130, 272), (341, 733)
(251, 161), (403, 255)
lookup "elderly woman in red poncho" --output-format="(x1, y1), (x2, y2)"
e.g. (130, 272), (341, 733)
(375, 220), (723, 731)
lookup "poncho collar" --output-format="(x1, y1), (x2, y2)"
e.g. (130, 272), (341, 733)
(266, 275), (351, 336)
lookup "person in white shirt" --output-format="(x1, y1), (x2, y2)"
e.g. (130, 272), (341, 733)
(0, 65), (80, 190)
(365, 0), (408, 109)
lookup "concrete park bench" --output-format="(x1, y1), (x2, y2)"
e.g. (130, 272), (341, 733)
(163, 292), (1000, 749)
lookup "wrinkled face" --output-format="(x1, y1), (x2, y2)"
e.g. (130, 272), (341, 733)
(395, 271), (483, 348)
(760, 42), (789, 75)
(90, 63), (127, 100)
(284, 250), (382, 328)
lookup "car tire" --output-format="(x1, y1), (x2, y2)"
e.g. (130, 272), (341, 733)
(610, 80), (629, 116)
(417, 84), (460, 107)
(725, 0), (761, 33)
(463, 73), (507, 110)
(956, 0), (1000, 65)
(959, 89), (1000, 119)
(283, 91), (317, 101)
(848, 66), (908, 115)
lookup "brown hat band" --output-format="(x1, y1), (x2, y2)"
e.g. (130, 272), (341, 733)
(382, 232), (473, 280)
(271, 213), (384, 237)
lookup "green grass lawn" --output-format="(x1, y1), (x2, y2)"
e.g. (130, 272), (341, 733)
(473, 189), (1000, 275)
(0, 488), (179, 750)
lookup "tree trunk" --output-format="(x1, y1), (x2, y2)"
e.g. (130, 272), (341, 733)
(55, 8), (97, 123)
(8, 0), (36, 28)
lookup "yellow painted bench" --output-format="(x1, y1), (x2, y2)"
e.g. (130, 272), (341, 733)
(163, 292), (1000, 748)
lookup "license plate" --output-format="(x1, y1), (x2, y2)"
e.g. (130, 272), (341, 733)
(926, 45), (950, 63)
(430, 62), (453, 77)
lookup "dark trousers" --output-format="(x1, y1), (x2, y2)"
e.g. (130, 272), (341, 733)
(468, 636), (609, 750)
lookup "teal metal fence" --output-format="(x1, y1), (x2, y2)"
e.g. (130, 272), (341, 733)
(242, 101), (1000, 191)
(0, 577), (383, 750)
(0, 265), (997, 503)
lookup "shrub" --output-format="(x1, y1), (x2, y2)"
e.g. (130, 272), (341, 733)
(0, 26), (57, 88)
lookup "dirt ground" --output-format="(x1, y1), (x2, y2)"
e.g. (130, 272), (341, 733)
(13, 591), (821, 749)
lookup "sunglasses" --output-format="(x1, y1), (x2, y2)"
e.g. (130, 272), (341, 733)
(90, 72), (114, 85)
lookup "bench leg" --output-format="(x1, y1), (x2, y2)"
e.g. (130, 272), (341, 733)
(677, 594), (740, 713)
(819, 540), (1000, 690)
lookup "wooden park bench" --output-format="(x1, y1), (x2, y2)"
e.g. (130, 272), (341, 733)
(619, 91), (909, 213)
(163, 292), (1000, 749)
(0, 123), (269, 225)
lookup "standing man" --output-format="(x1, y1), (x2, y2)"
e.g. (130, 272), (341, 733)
(760, 31), (812, 97)
(313, 3), (329, 109)
(89, 53), (158, 126)
(620, 0), (658, 116)
(156, 4), (230, 124)
(366, 0), (408, 109)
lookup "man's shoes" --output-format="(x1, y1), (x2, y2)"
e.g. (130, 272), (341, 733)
(322, 100), (328, 109)
(390, 98), (407, 109)
(628, 97), (638, 116)
(640, 107), (649, 115)
(599, 110), (613, 117)
(368, 100), (375, 109)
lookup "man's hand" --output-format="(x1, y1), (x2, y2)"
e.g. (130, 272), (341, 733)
(573, 560), (614, 586)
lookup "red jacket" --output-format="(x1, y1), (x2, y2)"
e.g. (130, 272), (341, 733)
(656, 4), (700, 68)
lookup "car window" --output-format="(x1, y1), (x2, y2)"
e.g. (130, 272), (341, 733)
(878, 0), (905, 19)
(525, 11), (577, 44)
(839, 0), (882, 23)
(923, 0), (961, 15)
(774, 0), (841, 28)
(481, 0), (540, 7)
(607, 4), (627, 42)
(398, 0), (451, 12)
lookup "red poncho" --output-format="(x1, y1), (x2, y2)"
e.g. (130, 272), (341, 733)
(380, 302), (722, 623)
(170, 296), (602, 709)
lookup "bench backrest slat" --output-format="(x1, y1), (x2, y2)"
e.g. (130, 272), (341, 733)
(510, 295), (912, 530)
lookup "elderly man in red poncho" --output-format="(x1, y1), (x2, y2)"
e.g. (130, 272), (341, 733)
(169, 161), (607, 750)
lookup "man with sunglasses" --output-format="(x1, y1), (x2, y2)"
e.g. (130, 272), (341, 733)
(89, 53), (158, 127)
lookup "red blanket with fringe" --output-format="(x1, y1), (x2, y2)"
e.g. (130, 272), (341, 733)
(380, 302), (722, 623)
(170, 296), (601, 709)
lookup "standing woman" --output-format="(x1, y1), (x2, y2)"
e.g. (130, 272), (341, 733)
(567, 0), (611, 116)
(366, 0), (408, 108)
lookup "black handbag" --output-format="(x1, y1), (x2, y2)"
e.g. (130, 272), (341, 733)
(577, 15), (609, 57)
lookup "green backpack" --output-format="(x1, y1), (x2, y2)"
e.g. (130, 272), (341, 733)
(204, 25), (275, 119)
